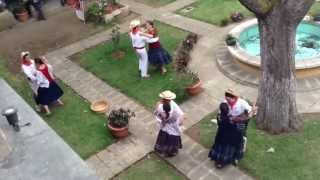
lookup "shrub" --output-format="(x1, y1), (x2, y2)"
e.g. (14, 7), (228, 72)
(86, 3), (104, 24)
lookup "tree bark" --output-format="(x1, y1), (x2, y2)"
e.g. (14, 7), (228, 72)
(238, 0), (314, 133)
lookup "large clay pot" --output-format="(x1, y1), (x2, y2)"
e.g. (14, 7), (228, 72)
(186, 81), (203, 96)
(107, 124), (129, 139)
(16, 10), (29, 22)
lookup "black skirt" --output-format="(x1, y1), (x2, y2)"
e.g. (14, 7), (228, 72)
(37, 81), (64, 105)
(154, 130), (182, 156)
(148, 47), (171, 66)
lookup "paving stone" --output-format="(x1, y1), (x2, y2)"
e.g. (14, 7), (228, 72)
(201, 173), (220, 180)
(188, 165), (211, 180)
(167, 152), (199, 174)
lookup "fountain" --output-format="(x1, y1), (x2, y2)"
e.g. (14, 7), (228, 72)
(228, 19), (320, 78)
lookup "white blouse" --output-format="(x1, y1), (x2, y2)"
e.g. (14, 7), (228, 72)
(21, 60), (38, 93)
(224, 98), (252, 117)
(154, 101), (184, 136)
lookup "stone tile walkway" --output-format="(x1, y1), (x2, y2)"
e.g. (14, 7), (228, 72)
(44, 0), (320, 179)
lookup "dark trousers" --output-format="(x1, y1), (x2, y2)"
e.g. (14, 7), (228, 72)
(25, 0), (45, 20)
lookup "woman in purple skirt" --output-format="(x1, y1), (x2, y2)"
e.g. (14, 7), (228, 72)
(154, 90), (184, 157)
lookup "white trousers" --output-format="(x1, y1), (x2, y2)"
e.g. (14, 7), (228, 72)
(136, 48), (148, 77)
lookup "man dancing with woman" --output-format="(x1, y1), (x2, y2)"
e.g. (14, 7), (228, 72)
(129, 20), (159, 79)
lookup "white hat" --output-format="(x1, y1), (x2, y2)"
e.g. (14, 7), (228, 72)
(129, 19), (141, 29)
(159, 90), (176, 100)
(20, 51), (30, 59)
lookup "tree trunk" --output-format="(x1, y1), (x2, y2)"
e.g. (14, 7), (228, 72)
(256, 7), (302, 134)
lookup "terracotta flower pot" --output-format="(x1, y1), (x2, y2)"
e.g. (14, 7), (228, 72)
(186, 81), (203, 96)
(16, 10), (29, 22)
(107, 123), (129, 139)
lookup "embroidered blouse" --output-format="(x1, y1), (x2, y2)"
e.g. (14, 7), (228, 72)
(154, 101), (184, 136)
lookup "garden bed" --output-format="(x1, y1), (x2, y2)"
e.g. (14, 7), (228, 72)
(186, 112), (319, 180)
(0, 59), (114, 159)
(112, 153), (187, 180)
(70, 22), (190, 109)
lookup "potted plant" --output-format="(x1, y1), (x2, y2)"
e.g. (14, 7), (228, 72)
(111, 24), (125, 59)
(177, 69), (202, 96)
(185, 70), (202, 96)
(225, 34), (237, 46)
(12, 1), (29, 22)
(107, 108), (135, 138)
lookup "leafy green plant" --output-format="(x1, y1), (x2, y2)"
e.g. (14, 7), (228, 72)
(108, 108), (135, 128)
(86, 2), (104, 24)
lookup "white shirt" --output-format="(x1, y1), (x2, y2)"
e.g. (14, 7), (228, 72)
(129, 31), (159, 48)
(21, 60), (37, 81)
(224, 98), (252, 117)
(21, 60), (38, 93)
(154, 101), (184, 136)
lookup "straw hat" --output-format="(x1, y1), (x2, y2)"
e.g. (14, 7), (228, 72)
(20, 51), (30, 59)
(129, 19), (141, 29)
(159, 90), (176, 100)
(225, 88), (238, 97)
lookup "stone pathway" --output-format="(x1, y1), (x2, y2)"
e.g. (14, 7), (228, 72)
(44, 0), (320, 179)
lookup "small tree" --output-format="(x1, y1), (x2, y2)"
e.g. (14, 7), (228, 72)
(111, 24), (120, 52)
(110, 24), (125, 59)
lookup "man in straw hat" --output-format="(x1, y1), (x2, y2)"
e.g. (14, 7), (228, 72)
(129, 19), (159, 79)
(224, 88), (257, 155)
(154, 90), (184, 157)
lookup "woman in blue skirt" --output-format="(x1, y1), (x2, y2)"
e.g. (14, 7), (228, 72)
(208, 103), (244, 169)
(34, 57), (64, 115)
(145, 21), (171, 74)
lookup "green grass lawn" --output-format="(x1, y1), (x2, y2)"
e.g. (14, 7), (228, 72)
(178, 0), (320, 26)
(113, 154), (186, 180)
(0, 59), (114, 159)
(134, 0), (175, 7)
(186, 113), (319, 180)
(309, 2), (320, 16)
(71, 22), (189, 109)
(177, 0), (252, 26)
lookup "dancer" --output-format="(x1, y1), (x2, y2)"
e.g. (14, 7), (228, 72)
(21, 51), (40, 111)
(154, 90), (184, 157)
(129, 19), (159, 79)
(34, 57), (63, 115)
(208, 103), (244, 168)
(144, 21), (171, 74)
(224, 89), (257, 153)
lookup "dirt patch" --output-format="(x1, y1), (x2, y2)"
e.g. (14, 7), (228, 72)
(0, 8), (137, 73)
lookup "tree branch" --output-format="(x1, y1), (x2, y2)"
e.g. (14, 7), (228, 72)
(285, 0), (315, 23)
(239, 0), (275, 17)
